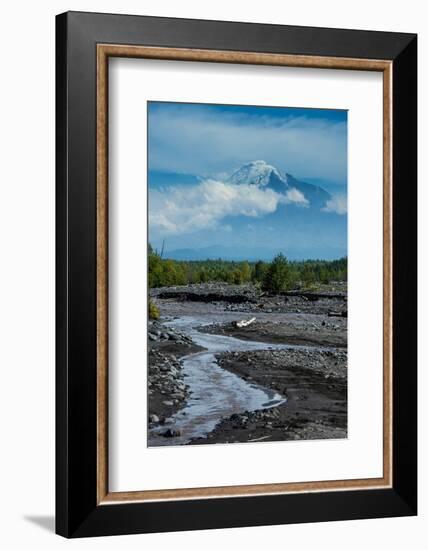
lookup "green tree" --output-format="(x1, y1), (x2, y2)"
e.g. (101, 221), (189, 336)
(226, 270), (235, 284)
(262, 253), (292, 293)
(148, 248), (163, 288)
(241, 261), (251, 283)
(252, 260), (267, 283)
(302, 263), (316, 288)
(148, 299), (160, 320)
(232, 269), (243, 285)
(319, 267), (330, 284)
(197, 268), (208, 283)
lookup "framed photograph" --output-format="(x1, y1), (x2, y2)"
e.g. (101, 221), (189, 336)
(56, 11), (417, 537)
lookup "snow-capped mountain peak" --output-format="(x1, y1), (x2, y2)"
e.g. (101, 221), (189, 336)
(228, 160), (287, 187)
(228, 160), (332, 208)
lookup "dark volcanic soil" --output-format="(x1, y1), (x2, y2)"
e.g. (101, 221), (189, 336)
(199, 318), (346, 349)
(151, 282), (347, 316)
(148, 282), (348, 445)
(190, 348), (347, 444)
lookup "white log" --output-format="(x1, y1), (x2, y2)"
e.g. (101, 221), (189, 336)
(234, 317), (256, 328)
(247, 435), (272, 442)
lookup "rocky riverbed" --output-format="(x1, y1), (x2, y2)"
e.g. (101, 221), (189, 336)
(148, 320), (204, 430)
(191, 348), (347, 444)
(199, 317), (346, 349)
(147, 282), (347, 445)
(151, 281), (347, 315)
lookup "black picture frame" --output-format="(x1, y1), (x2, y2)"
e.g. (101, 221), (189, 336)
(56, 11), (417, 538)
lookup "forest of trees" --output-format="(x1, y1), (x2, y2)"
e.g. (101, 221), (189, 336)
(148, 244), (347, 293)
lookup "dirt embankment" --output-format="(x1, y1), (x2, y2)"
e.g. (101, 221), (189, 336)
(151, 282), (347, 316)
(199, 318), (347, 349)
(190, 347), (347, 445)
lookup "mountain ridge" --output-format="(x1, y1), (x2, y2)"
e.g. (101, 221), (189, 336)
(149, 161), (346, 260)
(163, 244), (347, 262)
(228, 160), (331, 207)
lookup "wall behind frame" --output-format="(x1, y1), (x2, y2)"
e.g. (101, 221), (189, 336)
(0, 0), (424, 549)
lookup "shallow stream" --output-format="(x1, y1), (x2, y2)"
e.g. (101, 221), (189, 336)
(148, 315), (315, 446)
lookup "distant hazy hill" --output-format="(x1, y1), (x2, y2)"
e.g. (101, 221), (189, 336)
(163, 245), (346, 262)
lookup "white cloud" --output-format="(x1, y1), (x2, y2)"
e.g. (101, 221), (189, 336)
(285, 187), (309, 206)
(322, 194), (347, 215)
(149, 179), (307, 236)
(148, 105), (347, 183)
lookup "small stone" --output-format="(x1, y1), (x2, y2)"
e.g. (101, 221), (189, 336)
(149, 414), (159, 423)
(171, 392), (185, 400)
(163, 428), (182, 438)
(162, 400), (174, 406)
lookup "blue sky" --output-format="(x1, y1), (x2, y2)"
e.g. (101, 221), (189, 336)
(148, 101), (347, 184)
(148, 102), (347, 260)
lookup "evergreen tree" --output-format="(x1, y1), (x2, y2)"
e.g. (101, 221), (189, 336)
(253, 260), (267, 283)
(148, 243), (347, 290)
(302, 262), (316, 288)
(241, 261), (251, 282)
(262, 253), (292, 293)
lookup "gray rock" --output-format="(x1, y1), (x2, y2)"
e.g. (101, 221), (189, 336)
(171, 392), (185, 400)
(162, 428), (182, 438)
(149, 414), (160, 423)
(162, 400), (174, 406)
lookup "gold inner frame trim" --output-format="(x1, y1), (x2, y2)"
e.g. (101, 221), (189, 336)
(96, 44), (393, 505)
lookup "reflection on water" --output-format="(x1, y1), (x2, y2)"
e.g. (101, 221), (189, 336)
(148, 315), (292, 446)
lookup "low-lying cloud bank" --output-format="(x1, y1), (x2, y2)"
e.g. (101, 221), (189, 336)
(149, 179), (308, 236)
(322, 195), (347, 215)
